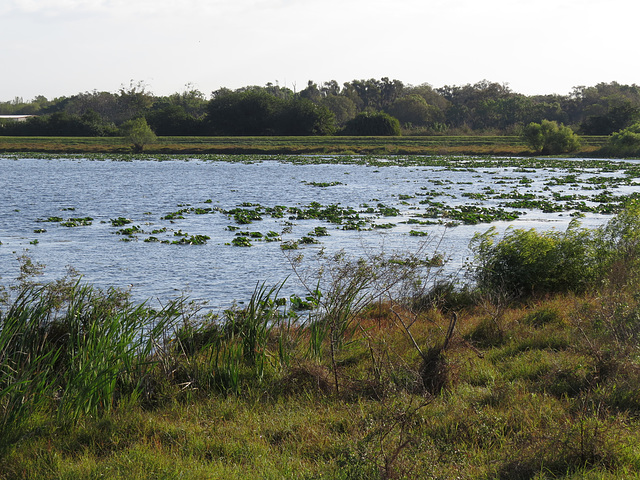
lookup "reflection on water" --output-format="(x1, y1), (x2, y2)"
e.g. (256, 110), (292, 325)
(0, 156), (625, 310)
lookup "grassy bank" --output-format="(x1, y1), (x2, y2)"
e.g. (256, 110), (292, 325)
(0, 135), (608, 156)
(2, 204), (640, 479)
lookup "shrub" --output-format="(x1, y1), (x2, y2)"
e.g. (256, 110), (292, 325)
(601, 122), (640, 157)
(340, 111), (401, 136)
(119, 117), (157, 153)
(522, 120), (581, 154)
(470, 220), (596, 298)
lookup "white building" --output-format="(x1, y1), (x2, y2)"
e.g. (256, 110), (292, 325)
(0, 115), (36, 122)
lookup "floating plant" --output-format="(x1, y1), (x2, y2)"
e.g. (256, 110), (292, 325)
(231, 236), (252, 247)
(299, 236), (319, 244)
(172, 234), (210, 245)
(280, 241), (299, 250)
(111, 217), (132, 227)
(116, 225), (143, 236)
(308, 226), (330, 236)
(304, 181), (344, 187)
(60, 217), (93, 227)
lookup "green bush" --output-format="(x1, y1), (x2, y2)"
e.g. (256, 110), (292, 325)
(601, 122), (640, 157)
(522, 120), (581, 154)
(340, 111), (401, 136)
(119, 117), (157, 153)
(470, 201), (640, 299)
(470, 220), (597, 298)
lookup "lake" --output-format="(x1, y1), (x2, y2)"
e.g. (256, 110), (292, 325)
(1, 154), (636, 311)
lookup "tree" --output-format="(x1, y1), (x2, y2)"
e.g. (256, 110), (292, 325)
(522, 120), (581, 154)
(340, 111), (401, 136)
(146, 104), (202, 136)
(206, 89), (280, 135)
(276, 99), (336, 135)
(120, 117), (157, 153)
(385, 94), (443, 128)
(321, 95), (357, 127)
(581, 102), (640, 135)
(299, 81), (322, 104)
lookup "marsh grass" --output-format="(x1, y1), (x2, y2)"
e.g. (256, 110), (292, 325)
(4, 205), (640, 478)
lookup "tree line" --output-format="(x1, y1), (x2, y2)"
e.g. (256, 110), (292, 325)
(1, 79), (640, 137)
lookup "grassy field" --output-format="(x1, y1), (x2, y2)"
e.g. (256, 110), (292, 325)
(0, 135), (608, 156)
(2, 205), (640, 479)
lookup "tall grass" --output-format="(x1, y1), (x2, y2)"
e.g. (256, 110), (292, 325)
(0, 279), (181, 442)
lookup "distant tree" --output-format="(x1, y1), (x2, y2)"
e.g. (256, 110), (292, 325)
(158, 86), (208, 118)
(526, 96), (569, 125)
(79, 110), (118, 136)
(146, 104), (202, 136)
(299, 81), (322, 104)
(206, 89), (280, 135)
(404, 83), (449, 111)
(341, 111), (401, 136)
(120, 117), (157, 153)
(581, 102), (640, 135)
(320, 80), (341, 97)
(321, 95), (357, 126)
(0, 111), (115, 136)
(276, 99), (336, 135)
(437, 80), (514, 129)
(345, 78), (404, 111)
(522, 120), (581, 154)
(569, 82), (640, 127)
(117, 81), (155, 122)
(65, 91), (124, 124)
(385, 94), (443, 128)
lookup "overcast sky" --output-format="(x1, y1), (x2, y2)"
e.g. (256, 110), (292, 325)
(2, 0), (638, 101)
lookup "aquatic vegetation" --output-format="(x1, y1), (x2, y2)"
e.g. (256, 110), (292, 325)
(376, 203), (400, 216)
(226, 207), (263, 224)
(161, 210), (188, 220)
(33, 229), (46, 233)
(299, 236), (320, 244)
(304, 181), (344, 187)
(309, 226), (330, 236)
(115, 225), (142, 236)
(502, 199), (565, 213)
(280, 240), (299, 250)
(193, 207), (213, 214)
(110, 217), (132, 227)
(172, 234), (210, 245)
(462, 192), (487, 200)
(60, 217), (93, 227)
(231, 236), (252, 247)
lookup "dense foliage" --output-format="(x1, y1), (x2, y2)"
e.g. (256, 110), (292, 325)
(1, 80), (639, 142)
(601, 122), (640, 157)
(340, 111), (401, 136)
(521, 119), (582, 154)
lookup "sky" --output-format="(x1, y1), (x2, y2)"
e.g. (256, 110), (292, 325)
(2, 0), (638, 101)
